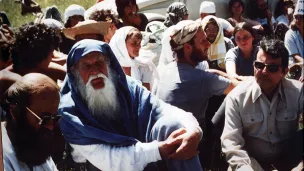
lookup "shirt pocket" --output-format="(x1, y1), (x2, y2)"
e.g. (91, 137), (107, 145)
(241, 113), (264, 135)
(276, 112), (298, 138)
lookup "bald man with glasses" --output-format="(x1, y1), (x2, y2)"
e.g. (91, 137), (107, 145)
(0, 73), (62, 171)
(221, 38), (303, 171)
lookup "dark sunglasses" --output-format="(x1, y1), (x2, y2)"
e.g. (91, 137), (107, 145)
(253, 61), (281, 73)
(26, 107), (61, 126)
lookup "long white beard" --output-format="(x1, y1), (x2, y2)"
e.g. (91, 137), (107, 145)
(74, 69), (120, 121)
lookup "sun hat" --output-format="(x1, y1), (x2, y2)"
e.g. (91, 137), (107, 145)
(63, 20), (111, 40)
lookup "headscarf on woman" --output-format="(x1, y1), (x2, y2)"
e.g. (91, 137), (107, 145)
(109, 26), (159, 84)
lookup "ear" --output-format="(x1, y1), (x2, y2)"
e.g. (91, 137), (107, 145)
(9, 104), (18, 121)
(183, 43), (193, 52)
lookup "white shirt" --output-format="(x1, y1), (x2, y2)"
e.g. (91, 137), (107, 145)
(2, 122), (58, 171)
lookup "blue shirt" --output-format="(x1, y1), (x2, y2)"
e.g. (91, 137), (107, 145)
(156, 62), (230, 121)
(225, 46), (259, 76)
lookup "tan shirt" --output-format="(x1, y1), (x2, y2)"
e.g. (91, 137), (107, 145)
(221, 78), (303, 170)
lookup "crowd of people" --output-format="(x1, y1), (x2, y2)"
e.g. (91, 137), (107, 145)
(0, 0), (303, 170)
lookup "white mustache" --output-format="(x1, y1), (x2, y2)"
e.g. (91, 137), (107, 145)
(87, 73), (108, 86)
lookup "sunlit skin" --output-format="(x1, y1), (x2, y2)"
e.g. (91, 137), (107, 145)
(234, 29), (254, 55)
(182, 27), (211, 67)
(204, 22), (219, 43)
(74, 52), (109, 90)
(26, 89), (59, 131)
(254, 49), (288, 100)
(125, 29), (142, 58)
(104, 23), (118, 43)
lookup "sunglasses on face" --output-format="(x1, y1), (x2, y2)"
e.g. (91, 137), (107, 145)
(26, 107), (61, 126)
(253, 61), (281, 73)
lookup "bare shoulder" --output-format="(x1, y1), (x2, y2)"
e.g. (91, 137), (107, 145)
(46, 62), (67, 81)
(0, 70), (22, 100)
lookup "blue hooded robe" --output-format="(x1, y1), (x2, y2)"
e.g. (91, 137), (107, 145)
(58, 39), (169, 146)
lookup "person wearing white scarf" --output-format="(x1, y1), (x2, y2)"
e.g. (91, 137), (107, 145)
(201, 15), (232, 70)
(109, 26), (158, 90)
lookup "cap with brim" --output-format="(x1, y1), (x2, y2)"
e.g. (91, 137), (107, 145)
(63, 20), (111, 40)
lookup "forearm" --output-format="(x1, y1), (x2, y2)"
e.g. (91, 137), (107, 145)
(70, 141), (161, 171)
(221, 96), (252, 170)
(293, 55), (304, 63)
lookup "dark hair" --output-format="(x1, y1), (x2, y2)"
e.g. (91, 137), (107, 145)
(233, 22), (255, 38)
(228, 0), (245, 14)
(89, 9), (123, 29)
(0, 11), (11, 27)
(274, 0), (294, 19)
(115, 0), (137, 18)
(12, 22), (61, 70)
(260, 38), (289, 70)
(64, 15), (84, 28)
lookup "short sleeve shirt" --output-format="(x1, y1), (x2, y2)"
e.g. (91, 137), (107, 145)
(156, 62), (230, 120)
(284, 29), (304, 57)
(225, 46), (259, 76)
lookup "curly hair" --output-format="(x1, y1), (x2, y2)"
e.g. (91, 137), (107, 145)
(89, 9), (123, 28)
(12, 22), (61, 70)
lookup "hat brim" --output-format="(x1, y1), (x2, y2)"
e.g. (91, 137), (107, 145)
(63, 22), (111, 40)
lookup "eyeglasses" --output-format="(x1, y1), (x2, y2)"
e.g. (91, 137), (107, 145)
(235, 35), (252, 42)
(26, 107), (61, 126)
(253, 61), (281, 73)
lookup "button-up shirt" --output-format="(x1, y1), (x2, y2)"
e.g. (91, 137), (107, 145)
(221, 78), (303, 170)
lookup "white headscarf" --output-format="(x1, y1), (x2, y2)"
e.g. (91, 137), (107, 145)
(201, 15), (227, 69)
(109, 26), (159, 82)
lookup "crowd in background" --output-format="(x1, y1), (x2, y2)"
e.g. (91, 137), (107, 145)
(0, 0), (303, 170)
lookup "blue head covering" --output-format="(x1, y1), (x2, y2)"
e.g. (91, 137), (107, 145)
(59, 39), (142, 146)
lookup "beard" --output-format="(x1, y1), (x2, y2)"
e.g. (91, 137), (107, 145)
(190, 46), (208, 64)
(74, 68), (120, 122)
(8, 121), (55, 166)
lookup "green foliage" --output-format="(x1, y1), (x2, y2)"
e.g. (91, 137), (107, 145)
(0, 0), (94, 29)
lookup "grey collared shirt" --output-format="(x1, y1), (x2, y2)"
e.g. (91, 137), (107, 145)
(221, 78), (303, 170)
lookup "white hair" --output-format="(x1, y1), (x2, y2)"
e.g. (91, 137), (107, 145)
(73, 66), (120, 121)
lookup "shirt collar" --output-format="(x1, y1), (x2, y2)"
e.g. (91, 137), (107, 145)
(252, 79), (285, 103)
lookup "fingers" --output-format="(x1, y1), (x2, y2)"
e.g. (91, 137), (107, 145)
(169, 128), (187, 138)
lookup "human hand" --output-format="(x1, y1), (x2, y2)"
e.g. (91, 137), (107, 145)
(158, 128), (186, 160)
(168, 128), (201, 160)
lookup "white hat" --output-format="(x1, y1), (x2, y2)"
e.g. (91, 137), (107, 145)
(63, 20), (111, 40)
(64, 4), (85, 24)
(42, 18), (63, 30)
(294, 0), (304, 16)
(200, 1), (216, 14)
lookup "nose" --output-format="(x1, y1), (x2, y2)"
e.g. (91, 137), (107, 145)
(44, 120), (55, 131)
(89, 65), (100, 75)
(261, 66), (269, 74)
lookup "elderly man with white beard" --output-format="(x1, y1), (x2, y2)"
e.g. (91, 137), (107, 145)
(58, 39), (204, 171)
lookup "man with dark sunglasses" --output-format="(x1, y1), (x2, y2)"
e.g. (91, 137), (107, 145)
(221, 38), (303, 170)
(1, 73), (62, 170)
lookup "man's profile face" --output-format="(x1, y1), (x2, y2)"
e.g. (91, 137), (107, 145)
(254, 49), (287, 91)
(12, 88), (60, 166)
(204, 22), (219, 43)
(76, 52), (109, 90)
(189, 28), (211, 63)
